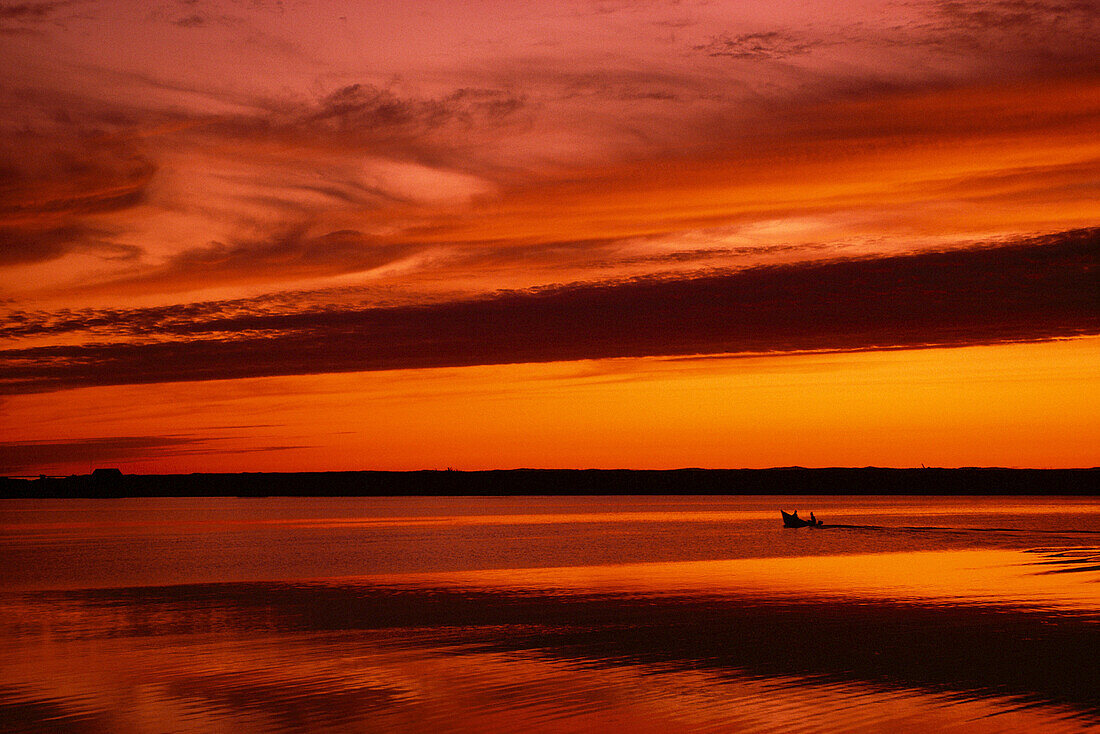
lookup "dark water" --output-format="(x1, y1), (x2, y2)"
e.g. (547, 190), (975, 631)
(2, 495), (1099, 732)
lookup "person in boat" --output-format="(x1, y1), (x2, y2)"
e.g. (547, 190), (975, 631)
(782, 510), (805, 527)
(781, 510), (823, 527)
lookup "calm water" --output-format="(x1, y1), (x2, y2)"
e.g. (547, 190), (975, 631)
(2, 495), (1099, 733)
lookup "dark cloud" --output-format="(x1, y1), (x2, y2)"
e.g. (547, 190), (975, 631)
(0, 224), (87, 265)
(929, 0), (1097, 37)
(695, 31), (822, 60)
(0, 224), (140, 266)
(310, 84), (524, 128)
(0, 0), (79, 35)
(96, 227), (424, 293)
(0, 229), (1095, 394)
(896, 0), (1100, 74)
(171, 14), (205, 27)
(0, 436), (200, 473)
(606, 243), (828, 268)
(0, 131), (155, 267)
(0, 1), (67, 21)
(0, 140), (155, 217)
(738, 76), (1098, 158)
(200, 83), (525, 165)
(0, 434), (309, 473)
(694, 2), (1099, 85)
(0, 238), (813, 341)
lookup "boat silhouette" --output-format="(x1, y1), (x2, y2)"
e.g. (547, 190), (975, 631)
(781, 510), (823, 528)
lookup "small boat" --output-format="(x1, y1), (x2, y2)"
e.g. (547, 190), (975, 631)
(781, 510), (823, 528)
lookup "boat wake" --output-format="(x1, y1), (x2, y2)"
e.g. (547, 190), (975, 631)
(823, 524), (1100, 536)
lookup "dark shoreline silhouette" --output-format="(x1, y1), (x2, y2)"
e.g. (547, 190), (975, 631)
(2, 467), (1096, 498)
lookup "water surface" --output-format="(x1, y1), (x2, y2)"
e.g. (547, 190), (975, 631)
(2, 495), (1099, 732)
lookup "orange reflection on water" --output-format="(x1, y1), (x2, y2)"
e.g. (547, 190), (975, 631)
(2, 625), (1091, 734)
(3, 558), (1098, 734)
(1, 627), (1091, 734)
(5, 501), (1099, 536)
(369, 548), (1100, 612)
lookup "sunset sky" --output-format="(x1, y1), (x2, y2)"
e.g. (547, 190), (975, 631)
(0, 0), (1097, 473)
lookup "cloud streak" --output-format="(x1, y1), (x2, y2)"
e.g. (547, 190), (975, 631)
(0, 433), (311, 473)
(1, 230), (1094, 394)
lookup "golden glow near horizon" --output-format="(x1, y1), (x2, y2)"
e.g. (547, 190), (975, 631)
(2, 339), (1097, 474)
(0, 0), (1097, 472)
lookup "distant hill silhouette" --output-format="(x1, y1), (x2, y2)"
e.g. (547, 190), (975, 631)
(1, 468), (1096, 498)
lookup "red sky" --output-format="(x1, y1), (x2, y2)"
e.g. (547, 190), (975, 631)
(0, 0), (1097, 473)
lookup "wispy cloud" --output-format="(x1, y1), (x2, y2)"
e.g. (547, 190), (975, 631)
(2, 0), (1096, 302)
(102, 226), (426, 293)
